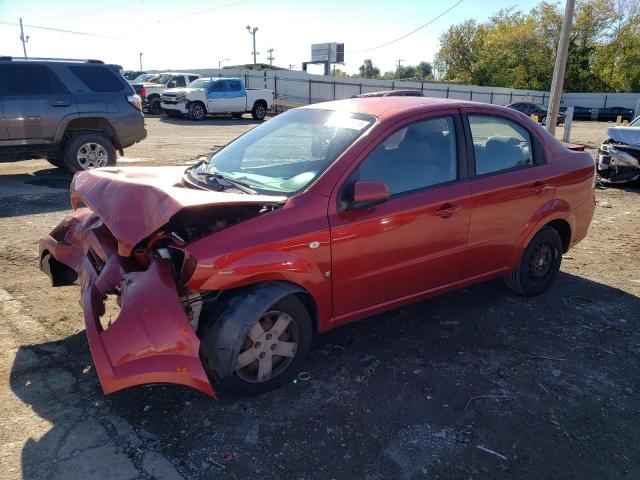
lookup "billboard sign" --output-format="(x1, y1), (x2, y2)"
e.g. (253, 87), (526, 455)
(311, 43), (344, 63)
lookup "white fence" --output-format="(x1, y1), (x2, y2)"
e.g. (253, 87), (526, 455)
(185, 68), (640, 113)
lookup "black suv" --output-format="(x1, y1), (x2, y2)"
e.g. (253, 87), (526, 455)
(506, 102), (566, 126)
(0, 57), (146, 171)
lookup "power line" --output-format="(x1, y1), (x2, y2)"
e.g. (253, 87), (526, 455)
(140, 0), (249, 25)
(0, 20), (123, 39)
(348, 0), (464, 53)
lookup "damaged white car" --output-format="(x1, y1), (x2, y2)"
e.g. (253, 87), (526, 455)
(597, 116), (640, 184)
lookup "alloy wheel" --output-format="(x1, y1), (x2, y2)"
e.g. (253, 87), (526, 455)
(235, 310), (299, 383)
(76, 142), (109, 169)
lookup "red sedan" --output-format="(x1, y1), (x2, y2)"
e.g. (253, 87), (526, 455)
(39, 97), (596, 397)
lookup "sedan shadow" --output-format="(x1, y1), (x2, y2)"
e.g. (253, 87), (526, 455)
(10, 272), (640, 479)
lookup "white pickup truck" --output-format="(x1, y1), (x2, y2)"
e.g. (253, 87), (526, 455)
(160, 77), (273, 121)
(131, 72), (200, 114)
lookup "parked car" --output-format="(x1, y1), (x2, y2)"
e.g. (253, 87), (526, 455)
(596, 106), (635, 122)
(39, 97), (595, 398)
(560, 105), (593, 120)
(507, 102), (565, 125)
(123, 70), (147, 81)
(353, 89), (425, 98)
(161, 77), (274, 121)
(597, 115), (640, 183)
(0, 56), (146, 171)
(131, 72), (200, 114)
(129, 73), (156, 83)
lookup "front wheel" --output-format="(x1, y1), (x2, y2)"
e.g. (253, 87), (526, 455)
(251, 102), (267, 121)
(188, 102), (206, 121)
(505, 226), (563, 296)
(201, 295), (312, 396)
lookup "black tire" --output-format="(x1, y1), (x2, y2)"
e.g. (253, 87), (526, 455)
(63, 132), (117, 172)
(147, 97), (162, 114)
(251, 101), (267, 121)
(505, 226), (563, 296)
(46, 155), (65, 168)
(188, 102), (206, 121)
(201, 295), (312, 396)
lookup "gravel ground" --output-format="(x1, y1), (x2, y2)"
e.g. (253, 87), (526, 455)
(1, 117), (639, 480)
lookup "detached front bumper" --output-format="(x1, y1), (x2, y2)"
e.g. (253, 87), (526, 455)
(597, 146), (640, 183)
(38, 211), (216, 398)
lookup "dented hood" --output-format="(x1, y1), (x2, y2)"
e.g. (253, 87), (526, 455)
(607, 126), (640, 147)
(70, 166), (287, 256)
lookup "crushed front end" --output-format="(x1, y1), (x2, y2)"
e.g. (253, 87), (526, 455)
(39, 209), (216, 397)
(597, 126), (640, 184)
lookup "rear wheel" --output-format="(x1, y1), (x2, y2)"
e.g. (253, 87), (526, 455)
(63, 132), (116, 172)
(505, 226), (563, 296)
(147, 97), (162, 114)
(188, 102), (206, 121)
(251, 101), (267, 120)
(201, 295), (312, 396)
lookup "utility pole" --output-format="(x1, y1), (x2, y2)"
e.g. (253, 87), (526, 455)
(139, 52), (143, 71)
(289, 64), (295, 71)
(396, 58), (404, 70)
(19, 18), (29, 59)
(546, 0), (575, 135)
(218, 58), (229, 68)
(267, 48), (274, 66)
(246, 25), (258, 68)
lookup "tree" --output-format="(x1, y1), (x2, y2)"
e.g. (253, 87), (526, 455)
(358, 59), (381, 79)
(433, 0), (640, 93)
(416, 61), (433, 79)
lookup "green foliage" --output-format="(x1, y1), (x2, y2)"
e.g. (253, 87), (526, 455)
(434, 0), (640, 93)
(358, 59), (381, 79)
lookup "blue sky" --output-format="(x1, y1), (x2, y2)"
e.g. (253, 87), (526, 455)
(0, 0), (545, 73)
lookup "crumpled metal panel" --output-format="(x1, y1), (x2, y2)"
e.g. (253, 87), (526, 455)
(70, 166), (286, 256)
(607, 126), (640, 147)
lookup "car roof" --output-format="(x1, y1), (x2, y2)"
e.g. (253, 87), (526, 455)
(300, 97), (510, 118)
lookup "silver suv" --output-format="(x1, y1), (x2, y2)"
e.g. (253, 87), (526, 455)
(0, 57), (146, 171)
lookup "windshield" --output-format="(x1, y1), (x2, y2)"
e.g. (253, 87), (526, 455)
(132, 73), (154, 82)
(146, 74), (171, 84)
(204, 109), (375, 195)
(187, 78), (212, 89)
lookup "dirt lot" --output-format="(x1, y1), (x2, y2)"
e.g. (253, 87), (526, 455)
(1, 117), (639, 480)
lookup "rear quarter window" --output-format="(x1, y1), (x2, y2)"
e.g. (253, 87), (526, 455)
(68, 66), (125, 92)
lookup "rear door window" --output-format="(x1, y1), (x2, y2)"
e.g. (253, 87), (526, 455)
(468, 115), (539, 175)
(188, 75), (199, 83)
(1, 65), (68, 95)
(211, 80), (228, 92)
(68, 65), (124, 92)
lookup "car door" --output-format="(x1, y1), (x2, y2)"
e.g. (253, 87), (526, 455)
(329, 112), (471, 321)
(0, 63), (77, 146)
(225, 79), (247, 112)
(206, 80), (229, 113)
(461, 109), (556, 280)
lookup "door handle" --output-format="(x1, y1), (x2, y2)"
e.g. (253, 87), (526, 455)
(51, 100), (70, 107)
(435, 203), (462, 219)
(530, 182), (553, 194)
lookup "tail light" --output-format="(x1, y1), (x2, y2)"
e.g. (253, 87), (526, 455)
(140, 87), (146, 99)
(127, 94), (142, 112)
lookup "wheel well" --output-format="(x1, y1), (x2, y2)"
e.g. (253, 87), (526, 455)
(293, 291), (320, 333)
(63, 117), (119, 149)
(253, 99), (267, 109)
(545, 219), (571, 252)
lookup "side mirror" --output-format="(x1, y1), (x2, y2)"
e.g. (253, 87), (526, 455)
(168, 81), (177, 88)
(349, 180), (390, 210)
